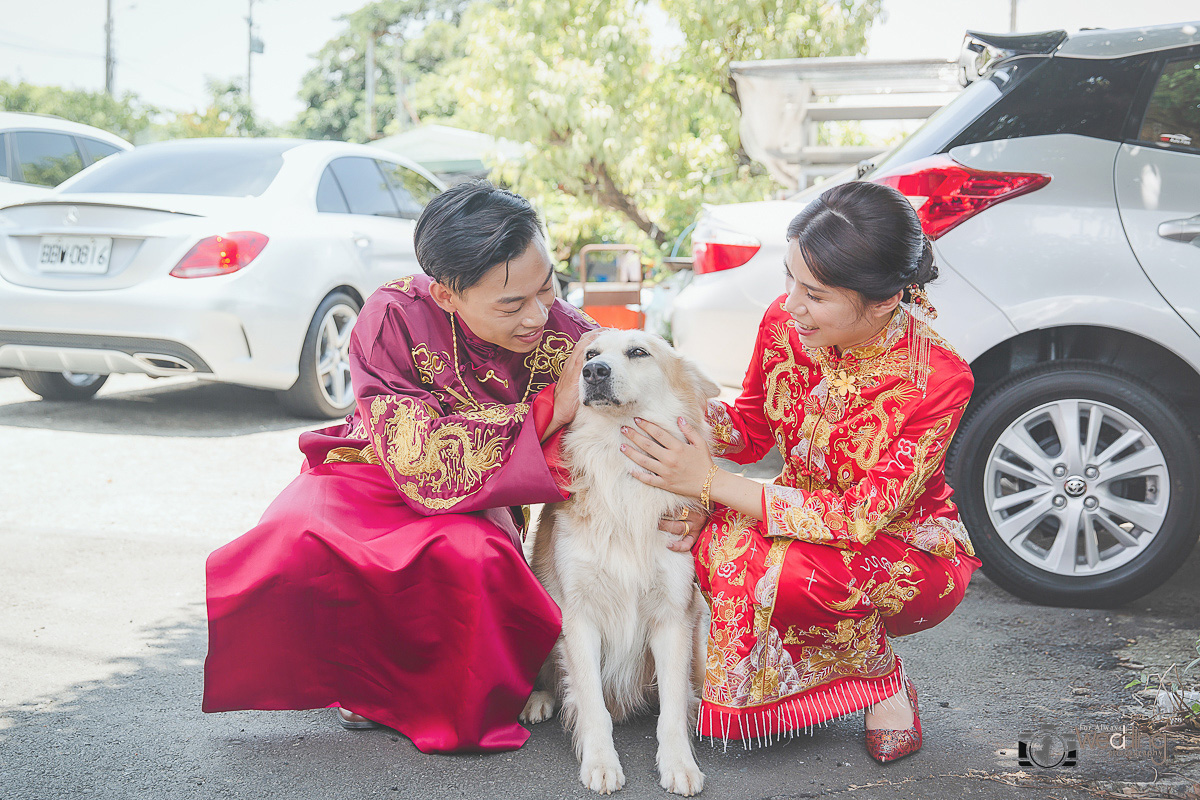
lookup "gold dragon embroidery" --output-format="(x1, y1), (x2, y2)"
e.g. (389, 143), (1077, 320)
(369, 395), (510, 508)
(836, 384), (919, 471)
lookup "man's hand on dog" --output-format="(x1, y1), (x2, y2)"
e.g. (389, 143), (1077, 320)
(547, 330), (603, 438)
(658, 507), (706, 552)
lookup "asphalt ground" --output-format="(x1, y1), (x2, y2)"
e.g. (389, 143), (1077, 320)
(1, 374), (1197, 800)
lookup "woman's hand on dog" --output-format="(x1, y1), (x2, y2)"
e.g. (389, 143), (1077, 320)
(658, 507), (707, 552)
(621, 416), (714, 499)
(624, 417), (770, 525)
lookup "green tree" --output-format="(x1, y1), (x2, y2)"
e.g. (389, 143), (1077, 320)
(0, 80), (156, 142)
(430, 0), (880, 259)
(154, 78), (279, 140)
(293, 0), (476, 142)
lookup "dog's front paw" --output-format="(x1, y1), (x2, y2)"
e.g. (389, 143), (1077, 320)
(580, 752), (625, 794)
(519, 690), (557, 724)
(658, 756), (704, 796)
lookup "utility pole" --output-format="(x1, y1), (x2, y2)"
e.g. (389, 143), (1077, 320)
(1010, 0), (1018, 32)
(104, 0), (114, 95)
(246, 0), (264, 107)
(392, 44), (419, 129)
(365, 32), (377, 139)
(247, 0), (253, 105)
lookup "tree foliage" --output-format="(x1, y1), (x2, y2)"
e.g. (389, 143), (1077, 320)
(0, 80), (156, 142)
(155, 79), (281, 140)
(292, 0), (475, 142)
(417, 0), (881, 261)
(0, 78), (281, 143)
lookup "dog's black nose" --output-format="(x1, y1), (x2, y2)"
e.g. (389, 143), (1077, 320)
(582, 361), (610, 384)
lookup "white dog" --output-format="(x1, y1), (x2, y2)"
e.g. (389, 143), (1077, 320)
(521, 329), (719, 796)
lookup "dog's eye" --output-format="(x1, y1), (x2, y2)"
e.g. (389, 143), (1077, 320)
(626, 347), (649, 358)
(585, 349), (599, 360)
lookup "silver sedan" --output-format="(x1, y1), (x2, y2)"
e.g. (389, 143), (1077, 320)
(0, 138), (444, 418)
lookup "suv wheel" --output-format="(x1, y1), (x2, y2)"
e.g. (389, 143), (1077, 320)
(278, 291), (360, 419)
(18, 370), (108, 401)
(948, 361), (1200, 607)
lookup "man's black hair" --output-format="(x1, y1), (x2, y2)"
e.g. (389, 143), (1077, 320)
(413, 180), (545, 294)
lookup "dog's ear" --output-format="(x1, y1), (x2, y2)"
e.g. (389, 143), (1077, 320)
(681, 357), (722, 401)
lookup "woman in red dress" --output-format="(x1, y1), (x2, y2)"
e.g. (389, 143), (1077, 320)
(622, 181), (982, 762)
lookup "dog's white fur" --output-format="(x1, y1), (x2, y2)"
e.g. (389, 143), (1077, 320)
(520, 330), (720, 796)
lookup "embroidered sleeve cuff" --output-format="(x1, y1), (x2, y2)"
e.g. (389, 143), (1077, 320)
(762, 483), (850, 549)
(532, 383), (557, 440)
(705, 400), (744, 457)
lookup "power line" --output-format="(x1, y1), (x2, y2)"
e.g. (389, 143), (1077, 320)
(0, 37), (104, 61)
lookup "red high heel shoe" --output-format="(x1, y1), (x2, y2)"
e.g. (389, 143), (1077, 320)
(864, 678), (922, 763)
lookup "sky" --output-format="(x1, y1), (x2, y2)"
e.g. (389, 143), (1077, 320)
(0, 0), (1197, 127)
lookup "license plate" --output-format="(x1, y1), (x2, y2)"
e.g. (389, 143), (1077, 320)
(37, 235), (113, 274)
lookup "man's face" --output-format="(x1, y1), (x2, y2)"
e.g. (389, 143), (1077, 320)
(432, 240), (557, 353)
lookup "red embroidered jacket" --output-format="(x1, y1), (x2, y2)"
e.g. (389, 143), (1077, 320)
(707, 297), (976, 558)
(300, 273), (594, 515)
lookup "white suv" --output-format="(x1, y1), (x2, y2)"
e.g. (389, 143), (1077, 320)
(671, 22), (1200, 607)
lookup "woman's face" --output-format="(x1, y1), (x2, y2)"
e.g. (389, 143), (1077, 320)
(430, 239), (557, 353)
(782, 238), (900, 352)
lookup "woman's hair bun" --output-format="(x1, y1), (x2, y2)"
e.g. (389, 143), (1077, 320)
(912, 236), (938, 288)
(786, 181), (941, 302)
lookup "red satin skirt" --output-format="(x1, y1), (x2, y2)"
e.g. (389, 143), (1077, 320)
(202, 462), (561, 753)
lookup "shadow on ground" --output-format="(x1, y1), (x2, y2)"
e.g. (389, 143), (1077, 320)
(0, 378), (321, 438)
(6, 580), (1194, 800)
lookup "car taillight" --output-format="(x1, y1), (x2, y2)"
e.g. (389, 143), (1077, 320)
(872, 155), (1051, 239)
(692, 222), (761, 275)
(170, 232), (269, 278)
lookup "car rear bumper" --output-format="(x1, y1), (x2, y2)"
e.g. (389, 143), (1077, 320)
(0, 279), (299, 390)
(0, 330), (213, 377)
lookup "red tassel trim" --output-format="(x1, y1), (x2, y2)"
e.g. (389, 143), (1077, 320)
(696, 658), (909, 750)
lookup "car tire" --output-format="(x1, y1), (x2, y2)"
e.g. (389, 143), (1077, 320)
(278, 291), (360, 420)
(18, 370), (108, 401)
(948, 360), (1200, 608)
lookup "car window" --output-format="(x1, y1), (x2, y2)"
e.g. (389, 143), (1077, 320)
(868, 57), (1045, 176)
(328, 157), (400, 217)
(1135, 55), (1200, 153)
(947, 55), (1151, 148)
(79, 137), (125, 165)
(0, 133), (8, 180)
(316, 166), (350, 213)
(377, 160), (439, 219)
(13, 130), (85, 187)
(63, 141), (292, 196)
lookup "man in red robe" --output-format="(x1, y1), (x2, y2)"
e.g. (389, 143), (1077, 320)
(203, 182), (601, 753)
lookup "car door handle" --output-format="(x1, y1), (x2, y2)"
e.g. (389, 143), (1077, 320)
(1157, 215), (1200, 245)
(353, 234), (372, 249)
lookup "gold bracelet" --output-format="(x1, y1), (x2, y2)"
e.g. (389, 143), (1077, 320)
(700, 465), (720, 512)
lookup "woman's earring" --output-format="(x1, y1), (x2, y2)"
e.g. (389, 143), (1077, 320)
(906, 284), (937, 320)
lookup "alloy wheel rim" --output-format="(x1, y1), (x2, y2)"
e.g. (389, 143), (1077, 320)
(315, 303), (357, 410)
(984, 399), (1169, 577)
